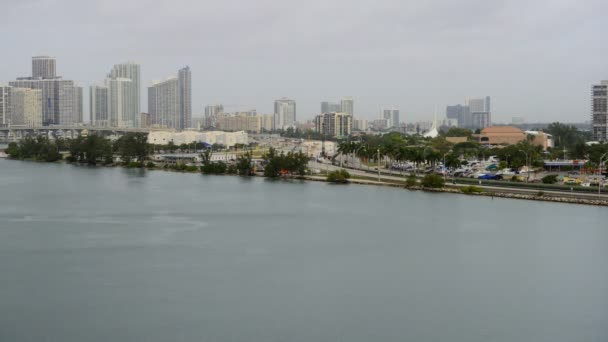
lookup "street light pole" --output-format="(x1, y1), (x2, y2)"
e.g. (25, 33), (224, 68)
(377, 148), (381, 182)
(599, 153), (607, 197)
(520, 150), (529, 183)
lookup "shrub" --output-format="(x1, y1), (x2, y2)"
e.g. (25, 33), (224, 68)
(126, 161), (141, 168)
(146, 161), (156, 168)
(327, 169), (351, 183)
(421, 174), (445, 188)
(405, 174), (418, 187)
(201, 161), (227, 174)
(541, 174), (558, 184)
(536, 191), (545, 197)
(185, 165), (198, 172)
(461, 185), (484, 194)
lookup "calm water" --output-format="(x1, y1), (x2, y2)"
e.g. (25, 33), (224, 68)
(1, 159), (607, 342)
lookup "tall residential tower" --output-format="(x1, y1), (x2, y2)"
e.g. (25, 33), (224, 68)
(592, 80), (608, 141)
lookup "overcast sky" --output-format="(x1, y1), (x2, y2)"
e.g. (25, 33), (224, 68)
(1, 0), (607, 123)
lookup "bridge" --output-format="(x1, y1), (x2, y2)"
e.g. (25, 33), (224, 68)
(0, 126), (161, 142)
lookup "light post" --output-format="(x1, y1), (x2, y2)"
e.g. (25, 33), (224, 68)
(599, 152), (607, 197)
(443, 152), (448, 184)
(377, 148), (381, 182)
(520, 150), (529, 183)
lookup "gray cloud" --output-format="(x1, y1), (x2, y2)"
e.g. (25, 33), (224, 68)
(1, 0), (607, 123)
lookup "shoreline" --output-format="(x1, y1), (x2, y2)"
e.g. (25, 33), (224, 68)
(3, 157), (608, 207)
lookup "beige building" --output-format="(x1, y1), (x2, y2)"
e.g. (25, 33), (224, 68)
(260, 114), (273, 132)
(217, 114), (262, 133)
(11, 88), (42, 127)
(475, 126), (554, 150)
(314, 112), (352, 138)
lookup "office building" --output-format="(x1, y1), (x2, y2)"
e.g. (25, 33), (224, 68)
(340, 97), (354, 117)
(314, 112), (351, 138)
(321, 101), (341, 113)
(32, 56), (56, 79)
(107, 63), (141, 127)
(382, 107), (400, 127)
(592, 80), (608, 141)
(446, 104), (470, 127)
(9, 56), (82, 126)
(89, 85), (109, 126)
(204, 104), (224, 128)
(471, 111), (491, 130)
(274, 98), (296, 130)
(216, 113), (262, 133)
(148, 67), (192, 130)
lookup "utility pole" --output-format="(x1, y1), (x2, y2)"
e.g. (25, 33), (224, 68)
(599, 153), (607, 198)
(377, 148), (381, 182)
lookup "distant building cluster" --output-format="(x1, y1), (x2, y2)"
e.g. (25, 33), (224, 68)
(0, 56), (83, 127)
(445, 96), (491, 130)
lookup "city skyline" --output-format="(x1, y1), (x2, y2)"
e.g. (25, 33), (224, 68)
(1, 0), (606, 123)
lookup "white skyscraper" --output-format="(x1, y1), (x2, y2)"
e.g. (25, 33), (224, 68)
(107, 78), (134, 128)
(107, 63), (140, 127)
(0, 86), (9, 127)
(274, 98), (296, 130)
(592, 80), (608, 141)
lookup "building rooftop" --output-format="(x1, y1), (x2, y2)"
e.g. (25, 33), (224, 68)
(480, 126), (523, 134)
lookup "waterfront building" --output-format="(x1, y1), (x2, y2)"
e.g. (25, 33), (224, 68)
(147, 130), (248, 148)
(274, 98), (296, 130)
(148, 67), (192, 130)
(32, 56), (56, 79)
(314, 112), (352, 138)
(0, 86), (9, 127)
(592, 80), (608, 141)
(89, 85), (109, 126)
(9, 57), (82, 126)
(10, 88), (43, 127)
(107, 78), (134, 127)
(107, 63), (141, 127)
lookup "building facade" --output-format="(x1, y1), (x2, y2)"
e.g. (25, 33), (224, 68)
(32, 56), (56, 79)
(89, 85), (109, 126)
(592, 80), (608, 141)
(382, 107), (399, 127)
(107, 78), (134, 128)
(9, 57), (82, 126)
(321, 101), (341, 113)
(217, 113), (262, 133)
(446, 104), (470, 128)
(10, 88), (43, 127)
(0, 86), (9, 127)
(107, 63), (141, 127)
(471, 112), (491, 130)
(314, 112), (352, 138)
(148, 67), (192, 130)
(274, 98), (296, 130)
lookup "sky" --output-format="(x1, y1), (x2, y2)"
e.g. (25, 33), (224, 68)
(1, 0), (607, 123)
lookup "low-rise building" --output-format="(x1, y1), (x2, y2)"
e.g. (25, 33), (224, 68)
(475, 126), (553, 150)
(148, 130), (248, 148)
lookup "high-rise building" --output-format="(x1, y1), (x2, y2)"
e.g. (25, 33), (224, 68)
(471, 112), (491, 130)
(274, 98), (296, 130)
(353, 119), (368, 131)
(592, 80), (608, 141)
(340, 97), (354, 117)
(178, 67), (192, 129)
(260, 114), (273, 132)
(216, 113), (262, 133)
(382, 107), (400, 127)
(314, 112), (352, 138)
(32, 56), (56, 79)
(321, 101), (341, 113)
(107, 78), (134, 128)
(148, 67), (192, 130)
(10, 88), (42, 127)
(204, 104), (224, 128)
(106, 63), (140, 127)
(446, 104), (470, 128)
(9, 56), (82, 126)
(0, 86), (9, 127)
(89, 85), (109, 126)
